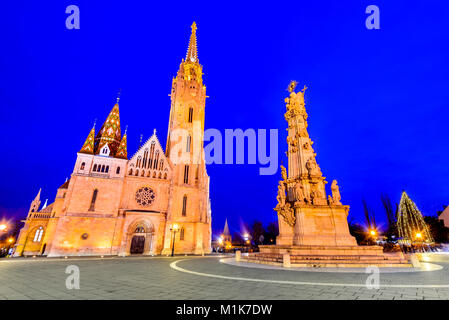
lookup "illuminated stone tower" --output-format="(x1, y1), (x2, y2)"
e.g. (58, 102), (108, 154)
(162, 22), (211, 254)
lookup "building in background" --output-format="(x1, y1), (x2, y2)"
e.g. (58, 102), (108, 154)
(14, 23), (212, 257)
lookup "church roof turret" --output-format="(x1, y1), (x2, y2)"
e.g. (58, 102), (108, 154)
(79, 122), (95, 154)
(94, 95), (122, 156)
(115, 126), (128, 159)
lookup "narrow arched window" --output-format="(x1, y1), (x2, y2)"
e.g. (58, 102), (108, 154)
(105, 166), (109, 173)
(149, 142), (155, 168)
(116, 167), (121, 174)
(153, 151), (159, 169)
(180, 228), (185, 241)
(101, 165), (105, 173)
(33, 227), (44, 242)
(182, 195), (187, 216)
(80, 162), (85, 170)
(143, 149), (148, 168)
(184, 165), (189, 184)
(93, 164), (97, 172)
(159, 159), (164, 171)
(188, 107), (193, 123)
(89, 189), (98, 211)
(186, 135), (191, 152)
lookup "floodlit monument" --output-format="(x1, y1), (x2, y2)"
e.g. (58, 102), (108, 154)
(243, 82), (411, 267)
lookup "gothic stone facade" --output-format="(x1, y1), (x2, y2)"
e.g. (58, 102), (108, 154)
(14, 23), (212, 257)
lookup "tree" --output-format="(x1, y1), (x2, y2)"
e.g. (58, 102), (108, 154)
(232, 232), (244, 246)
(263, 222), (279, 244)
(424, 216), (449, 244)
(381, 194), (397, 240)
(348, 218), (367, 244)
(250, 221), (265, 246)
(362, 199), (377, 230)
(397, 191), (433, 243)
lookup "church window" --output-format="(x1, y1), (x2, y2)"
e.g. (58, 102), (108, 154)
(182, 195), (187, 216)
(188, 107), (193, 123)
(80, 162), (85, 170)
(128, 168), (133, 175)
(89, 189), (98, 211)
(180, 228), (185, 241)
(101, 165), (105, 173)
(186, 135), (191, 152)
(154, 151), (159, 169)
(135, 186), (156, 207)
(33, 227), (44, 242)
(137, 156), (142, 168)
(184, 165), (189, 184)
(135, 169), (139, 176)
(134, 226), (145, 233)
(149, 143), (155, 168)
(93, 164), (97, 172)
(143, 149), (148, 168)
(116, 167), (121, 174)
(105, 166), (109, 173)
(159, 159), (164, 171)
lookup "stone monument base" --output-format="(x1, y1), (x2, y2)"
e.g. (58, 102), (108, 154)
(242, 245), (412, 268)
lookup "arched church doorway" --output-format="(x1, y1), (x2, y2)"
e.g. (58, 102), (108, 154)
(130, 236), (145, 254)
(128, 224), (153, 255)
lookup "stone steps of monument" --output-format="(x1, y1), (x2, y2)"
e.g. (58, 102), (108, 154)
(245, 253), (408, 265)
(251, 253), (404, 261)
(242, 256), (410, 267)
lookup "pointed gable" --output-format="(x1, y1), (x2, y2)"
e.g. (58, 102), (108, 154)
(127, 131), (171, 179)
(439, 206), (449, 228)
(115, 132), (128, 159)
(80, 125), (95, 154)
(95, 102), (122, 156)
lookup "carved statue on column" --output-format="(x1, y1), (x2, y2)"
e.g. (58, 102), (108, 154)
(305, 158), (315, 176)
(294, 181), (305, 203)
(331, 180), (342, 205)
(276, 181), (286, 207)
(280, 165), (287, 181)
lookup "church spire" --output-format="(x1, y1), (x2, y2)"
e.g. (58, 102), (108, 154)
(94, 97), (122, 156)
(223, 219), (230, 236)
(79, 121), (96, 154)
(186, 22), (198, 63)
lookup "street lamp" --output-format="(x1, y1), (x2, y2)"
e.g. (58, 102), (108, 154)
(170, 223), (179, 257)
(0, 224), (7, 232)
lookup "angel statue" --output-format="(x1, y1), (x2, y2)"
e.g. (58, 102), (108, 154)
(276, 181), (286, 207)
(331, 180), (342, 205)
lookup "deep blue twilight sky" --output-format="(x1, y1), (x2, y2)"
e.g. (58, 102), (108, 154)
(1, 1), (448, 237)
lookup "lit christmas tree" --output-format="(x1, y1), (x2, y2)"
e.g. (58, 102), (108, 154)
(397, 191), (433, 243)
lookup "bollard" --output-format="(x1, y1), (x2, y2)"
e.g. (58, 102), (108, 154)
(283, 253), (291, 268)
(410, 254), (422, 268)
(235, 250), (241, 262)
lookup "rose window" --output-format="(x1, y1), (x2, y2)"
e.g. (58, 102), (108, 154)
(135, 186), (156, 207)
